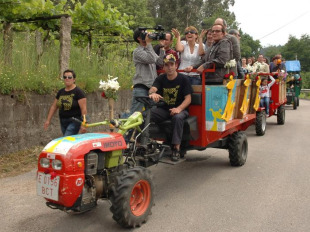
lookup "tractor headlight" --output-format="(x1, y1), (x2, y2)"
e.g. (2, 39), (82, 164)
(40, 158), (50, 168)
(52, 160), (62, 170)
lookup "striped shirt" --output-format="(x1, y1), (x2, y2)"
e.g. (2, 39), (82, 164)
(133, 44), (164, 88)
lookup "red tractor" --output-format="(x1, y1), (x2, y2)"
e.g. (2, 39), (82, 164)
(37, 70), (265, 228)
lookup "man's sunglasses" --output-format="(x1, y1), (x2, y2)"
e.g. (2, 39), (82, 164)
(185, 30), (197, 35)
(63, 76), (73, 79)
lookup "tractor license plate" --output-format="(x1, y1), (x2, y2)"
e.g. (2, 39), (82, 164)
(37, 172), (60, 201)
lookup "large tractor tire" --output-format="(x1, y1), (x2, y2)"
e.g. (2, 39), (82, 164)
(228, 131), (248, 166)
(109, 167), (154, 228)
(293, 96), (297, 110)
(277, 105), (285, 125)
(255, 111), (266, 136)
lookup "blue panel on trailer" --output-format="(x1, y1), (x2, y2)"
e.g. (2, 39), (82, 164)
(205, 82), (237, 131)
(285, 60), (301, 72)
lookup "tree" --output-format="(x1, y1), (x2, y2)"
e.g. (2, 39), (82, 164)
(103, 0), (155, 29)
(148, 0), (204, 30)
(262, 45), (282, 61)
(281, 34), (310, 71)
(239, 31), (261, 58)
(200, 0), (237, 30)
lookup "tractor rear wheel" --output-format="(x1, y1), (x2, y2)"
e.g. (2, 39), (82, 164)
(109, 167), (154, 228)
(228, 131), (248, 166)
(297, 97), (299, 107)
(293, 96), (297, 110)
(255, 111), (266, 136)
(277, 105), (285, 125)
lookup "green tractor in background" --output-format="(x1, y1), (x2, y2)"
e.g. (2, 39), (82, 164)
(285, 60), (302, 109)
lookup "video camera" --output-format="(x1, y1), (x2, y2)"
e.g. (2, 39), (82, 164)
(139, 25), (166, 41)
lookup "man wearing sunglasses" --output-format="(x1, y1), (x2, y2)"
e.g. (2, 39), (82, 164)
(44, 69), (87, 136)
(188, 24), (232, 84)
(215, 18), (240, 77)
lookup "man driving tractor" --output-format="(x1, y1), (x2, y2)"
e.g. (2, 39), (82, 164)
(148, 54), (192, 161)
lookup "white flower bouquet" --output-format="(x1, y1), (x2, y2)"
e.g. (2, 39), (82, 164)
(99, 75), (120, 100)
(224, 59), (236, 69)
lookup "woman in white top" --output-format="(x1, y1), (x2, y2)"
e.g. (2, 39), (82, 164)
(172, 26), (204, 85)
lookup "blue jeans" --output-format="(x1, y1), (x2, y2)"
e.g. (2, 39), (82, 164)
(151, 107), (189, 145)
(260, 97), (270, 115)
(186, 75), (201, 85)
(130, 87), (149, 115)
(60, 117), (81, 136)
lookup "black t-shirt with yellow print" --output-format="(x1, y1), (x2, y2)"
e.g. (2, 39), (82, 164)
(56, 86), (86, 119)
(153, 73), (192, 110)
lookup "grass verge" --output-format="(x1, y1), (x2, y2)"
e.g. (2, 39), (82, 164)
(0, 146), (43, 178)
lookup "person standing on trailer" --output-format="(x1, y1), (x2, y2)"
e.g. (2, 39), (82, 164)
(259, 75), (276, 116)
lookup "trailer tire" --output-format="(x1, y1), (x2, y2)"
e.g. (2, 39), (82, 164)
(109, 167), (154, 228)
(255, 111), (266, 136)
(277, 105), (285, 125)
(297, 97), (299, 107)
(293, 97), (297, 110)
(228, 131), (248, 166)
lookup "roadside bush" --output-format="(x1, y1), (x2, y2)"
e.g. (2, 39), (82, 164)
(0, 32), (135, 95)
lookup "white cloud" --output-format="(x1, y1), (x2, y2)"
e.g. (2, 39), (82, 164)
(231, 0), (310, 47)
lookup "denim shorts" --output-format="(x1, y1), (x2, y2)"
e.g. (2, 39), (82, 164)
(129, 87), (149, 115)
(60, 117), (81, 136)
(186, 75), (201, 85)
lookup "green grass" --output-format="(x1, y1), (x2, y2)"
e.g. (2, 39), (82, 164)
(0, 146), (43, 178)
(0, 32), (135, 95)
(299, 92), (310, 100)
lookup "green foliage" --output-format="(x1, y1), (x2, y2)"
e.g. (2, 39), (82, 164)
(240, 31), (261, 58)
(149, 0), (204, 30)
(0, 0), (67, 22)
(301, 72), (310, 89)
(262, 45), (282, 60)
(281, 35), (310, 72)
(201, 0), (237, 29)
(0, 32), (135, 95)
(104, 0), (155, 29)
(71, 0), (131, 34)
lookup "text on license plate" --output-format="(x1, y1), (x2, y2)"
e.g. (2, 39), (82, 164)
(37, 172), (60, 201)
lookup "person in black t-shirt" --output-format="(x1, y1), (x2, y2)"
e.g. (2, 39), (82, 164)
(44, 69), (87, 136)
(148, 54), (192, 161)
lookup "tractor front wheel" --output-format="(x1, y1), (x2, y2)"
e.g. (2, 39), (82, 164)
(255, 110), (266, 136)
(228, 131), (248, 166)
(277, 105), (285, 125)
(109, 167), (154, 228)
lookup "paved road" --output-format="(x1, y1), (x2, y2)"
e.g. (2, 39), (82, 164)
(1, 100), (309, 232)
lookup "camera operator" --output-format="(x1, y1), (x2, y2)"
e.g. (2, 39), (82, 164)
(153, 32), (180, 69)
(130, 28), (165, 115)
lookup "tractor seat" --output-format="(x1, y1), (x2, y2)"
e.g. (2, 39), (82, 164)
(149, 116), (199, 141)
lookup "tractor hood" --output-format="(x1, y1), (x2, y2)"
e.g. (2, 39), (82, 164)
(43, 133), (127, 155)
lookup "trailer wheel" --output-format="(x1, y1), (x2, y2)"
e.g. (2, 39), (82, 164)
(277, 105), (285, 125)
(109, 167), (154, 228)
(255, 111), (266, 136)
(293, 97), (297, 110)
(228, 131), (248, 166)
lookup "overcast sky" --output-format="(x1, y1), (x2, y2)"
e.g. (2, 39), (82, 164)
(230, 0), (310, 47)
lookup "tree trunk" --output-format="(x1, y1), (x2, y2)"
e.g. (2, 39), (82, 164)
(59, 16), (72, 78)
(35, 30), (43, 67)
(3, 22), (13, 66)
(87, 31), (92, 58)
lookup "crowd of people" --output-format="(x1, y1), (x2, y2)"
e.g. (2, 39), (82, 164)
(43, 17), (287, 162)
